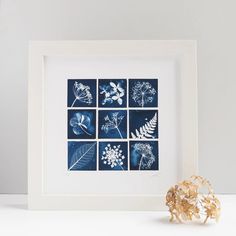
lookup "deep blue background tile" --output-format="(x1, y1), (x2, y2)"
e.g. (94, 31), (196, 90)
(129, 79), (158, 107)
(68, 79), (96, 107)
(68, 109), (96, 139)
(99, 79), (127, 107)
(68, 141), (97, 171)
(98, 110), (127, 139)
(99, 141), (128, 171)
(129, 110), (158, 139)
(130, 141), (159, 170)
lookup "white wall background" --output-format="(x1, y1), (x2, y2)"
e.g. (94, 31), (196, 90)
(0, 0), (235, 194)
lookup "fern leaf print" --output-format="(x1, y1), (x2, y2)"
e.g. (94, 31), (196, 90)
(68, 142), (97, 171)
(129, 110), (158, 139)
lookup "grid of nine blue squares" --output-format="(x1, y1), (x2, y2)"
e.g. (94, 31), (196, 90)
(67, 78), (159, 171)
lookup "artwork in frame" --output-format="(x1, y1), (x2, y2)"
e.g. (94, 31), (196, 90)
(28, 40), (198, 210)
(67, 78), (158, 172)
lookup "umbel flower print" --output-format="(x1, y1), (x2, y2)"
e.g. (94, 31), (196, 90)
(71, 82), (93, 107)
(131, 81), (156, 107)
(101, 112), (124, 138)
(133, 143), (155, 170)
(99, 81), (125, 105)
(70, 112), (93, 136)
(101, 144), (126, 170)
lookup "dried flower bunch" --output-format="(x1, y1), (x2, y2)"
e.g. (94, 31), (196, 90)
(166, 176), (220, 224)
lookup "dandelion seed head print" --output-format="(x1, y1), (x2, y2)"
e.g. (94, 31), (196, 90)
(129, 79), (158, 107)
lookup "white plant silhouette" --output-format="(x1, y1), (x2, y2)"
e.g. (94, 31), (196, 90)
(71, 82), (93, 107)
(131, 112), (157, 139)
(70, 112), (92, 136)
(101, 112), (125, 138)
(131, 81), (156, 107)
(99, 81), (125, 106)
(101, 144), (126, 170)
(132, 143), (155, 170)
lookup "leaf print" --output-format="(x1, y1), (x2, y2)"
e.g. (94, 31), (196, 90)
(69, 142), (96, 170)
(69, 112), (94, 136)
(131, 113), (157, 139)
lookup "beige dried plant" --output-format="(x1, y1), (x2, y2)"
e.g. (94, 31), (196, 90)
(166, 176), (220, 224)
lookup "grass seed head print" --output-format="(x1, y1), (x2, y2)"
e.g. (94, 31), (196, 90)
(130, 80), (157, 107)
(101, 144), (126, 170)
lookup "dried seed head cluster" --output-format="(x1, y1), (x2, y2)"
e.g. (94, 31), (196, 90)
(166, 176), (220, 224)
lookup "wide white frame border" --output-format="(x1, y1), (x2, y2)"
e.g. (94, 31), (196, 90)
(28, 40), (198, 210)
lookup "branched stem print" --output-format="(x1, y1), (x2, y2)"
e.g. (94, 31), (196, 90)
(101, 112), (125, 138)
(132, 143), (155, 170)
(131, 81), (156, 107)
(71, 98), (77, 107)
(71, 82), (93, 107)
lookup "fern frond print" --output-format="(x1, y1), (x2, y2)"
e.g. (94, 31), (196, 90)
(68, 142), (97, 171)
(131, 112), (157, 139)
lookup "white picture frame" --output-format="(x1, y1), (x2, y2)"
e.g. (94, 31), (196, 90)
(28, 40), (198, 210)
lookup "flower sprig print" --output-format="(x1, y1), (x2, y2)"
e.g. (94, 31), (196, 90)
(131, 81), (156, 107)
(101, 112), (125, 138)
(99, 81), (125, 106)
(101, 144), (126, 170)
(71, 82), (93, 107)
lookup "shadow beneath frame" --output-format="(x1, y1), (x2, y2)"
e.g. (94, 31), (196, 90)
(5, 204), (28, 210)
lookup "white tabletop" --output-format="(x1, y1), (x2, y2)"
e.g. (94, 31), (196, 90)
(0, 194), (234, 236)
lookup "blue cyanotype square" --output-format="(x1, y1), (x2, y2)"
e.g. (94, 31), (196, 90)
(98, 79), (127, 107)
(129, 79), (158, 107)
(68, 141), (97, 171)
(129, 110), (158, 139)
(68, 109), (96, 139)
(130, 141), (159, 170)
(99, 141), (128, 171)
(67, 79), (96, 107)
(98, 110), (127, 139)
